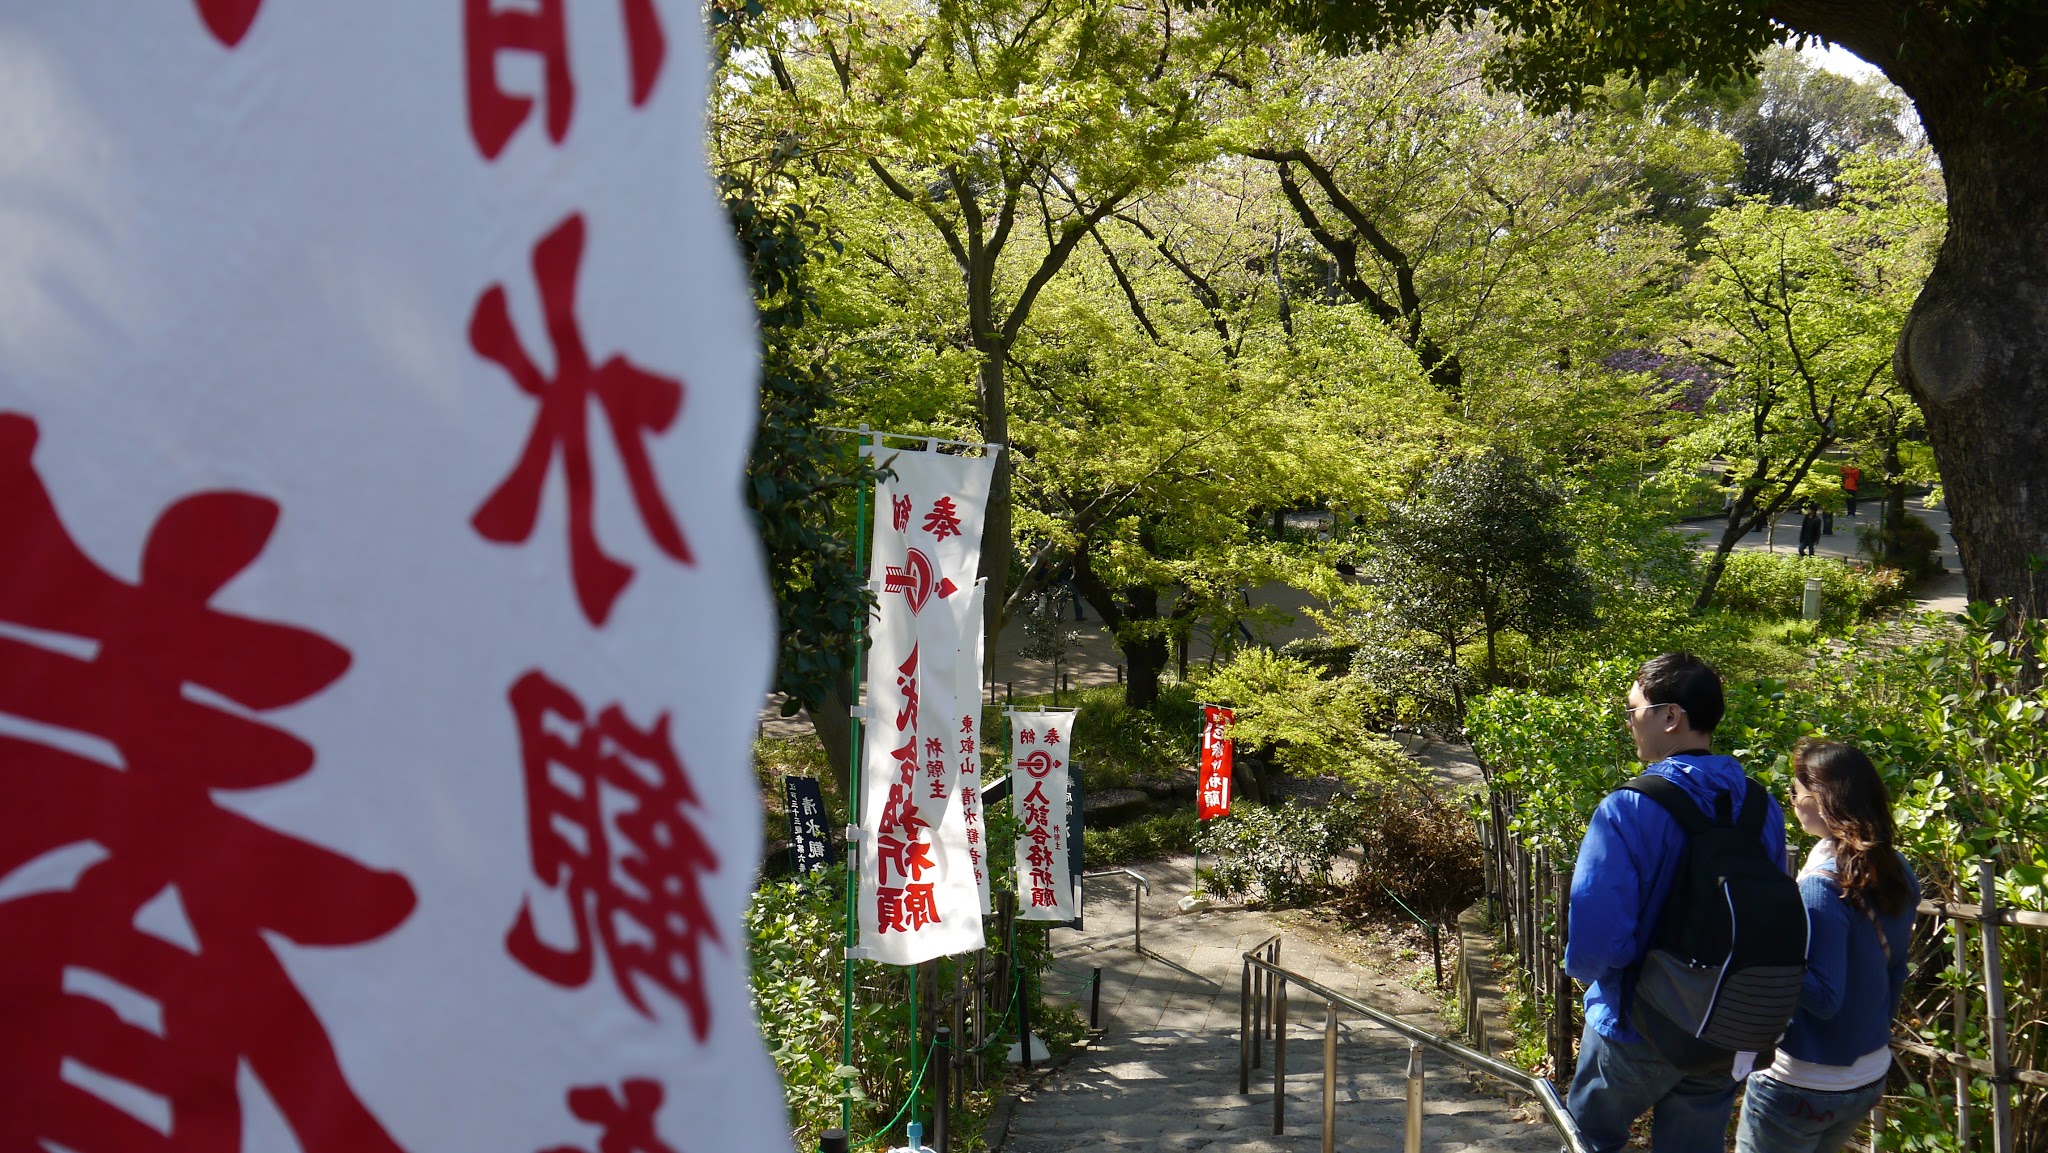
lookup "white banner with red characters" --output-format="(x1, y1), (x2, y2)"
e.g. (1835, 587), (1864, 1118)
(950, 580), (993, 915)
(0, 6), (788, 1152)
(857, 447), (997, 964)
(1199, 705), (1236, 820)
(1009, 709), (1080, 922)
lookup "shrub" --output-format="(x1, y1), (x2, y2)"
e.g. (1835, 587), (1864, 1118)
(1197, 800), (1362, 907)
(1065, 682), (1199, 789)
(1350, 790), (1486, 924)
(1085, 808), (1199, 868)
(1710, 550), (1907, 624)
(1198, 648), (1424, 786)
(1857, 510), (1942, 576)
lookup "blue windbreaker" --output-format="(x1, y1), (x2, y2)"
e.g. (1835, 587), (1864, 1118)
(1563, 753), (1788, 1043)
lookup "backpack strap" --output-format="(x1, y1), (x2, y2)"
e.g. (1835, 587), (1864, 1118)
(1735, 778), (1768, 837)
(1620, 773), (1709, 836)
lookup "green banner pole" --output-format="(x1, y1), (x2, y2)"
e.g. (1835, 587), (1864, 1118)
(839, 427), (873, 1135)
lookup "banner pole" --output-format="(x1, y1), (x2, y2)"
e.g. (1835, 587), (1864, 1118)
(840, 428), (874, 1134)
(909, 962), (922, 1135)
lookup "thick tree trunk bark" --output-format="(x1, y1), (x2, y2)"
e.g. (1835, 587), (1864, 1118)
(1780, 5), (2048, 621)
(1071, 550), (1173, 708)
(976, 349), (1014, 661)
(1118, 587), (1172, 709)
(806, 675), (856, 803)
(1892, 125), (2048, 620)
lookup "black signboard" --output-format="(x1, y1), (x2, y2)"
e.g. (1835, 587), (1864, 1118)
(784, 775), (833, 876)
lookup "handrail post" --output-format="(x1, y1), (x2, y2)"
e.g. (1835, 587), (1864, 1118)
(1404, 1041), (1424, 1153)
(1252, 955), (1264, 1069)
(1267, 940), (1281, 1041)
(1132, 882), (1143, 954)
(1273, 976), (1288, 1134)
(1240, 960), (1253, 1094)
(1321, 1002), (1339, 1153)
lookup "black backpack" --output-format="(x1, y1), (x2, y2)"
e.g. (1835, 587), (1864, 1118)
(1620, 774), (1807, 1077)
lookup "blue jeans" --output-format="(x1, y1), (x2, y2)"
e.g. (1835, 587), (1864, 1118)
(1567, 1026), (1741, 1153)
(1735, 1072), (1884, 1153)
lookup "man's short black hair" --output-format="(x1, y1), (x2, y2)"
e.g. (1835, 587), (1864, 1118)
(1635, 652), (1724, 734)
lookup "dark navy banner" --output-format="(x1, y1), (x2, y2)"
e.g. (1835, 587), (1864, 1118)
(785, 775), (833, 875)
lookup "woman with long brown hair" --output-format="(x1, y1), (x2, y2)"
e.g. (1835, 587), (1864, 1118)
(1737, 739), (1919, 1153)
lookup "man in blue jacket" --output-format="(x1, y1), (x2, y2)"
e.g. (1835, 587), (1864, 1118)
(1563, 653), (1788, 1153)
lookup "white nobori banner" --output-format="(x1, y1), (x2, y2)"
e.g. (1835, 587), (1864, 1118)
(857, 447), (997, 963)
(951, 580), (993, 915)
(0, 4), (787, 1151)
(1010, 709), (1079, 922)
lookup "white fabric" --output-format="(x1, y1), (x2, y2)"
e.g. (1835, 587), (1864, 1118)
(1011, 708), (1079, 921)
(1765, 1045), (1893, 1092)
(1, 5), (784, 1149)
(856, 448), (995, 962)
(951, 580), (994, 915)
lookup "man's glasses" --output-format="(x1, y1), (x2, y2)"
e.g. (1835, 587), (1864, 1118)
(1619, 701), (1685, 722)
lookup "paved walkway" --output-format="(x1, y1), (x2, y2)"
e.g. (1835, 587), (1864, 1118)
(994, 857), (1558, 1153)
(1676, 495), (1968, 614)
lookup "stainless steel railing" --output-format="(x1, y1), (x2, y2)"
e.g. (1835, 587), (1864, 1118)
(1080, 868), (1150, 954)
(1241, 936), (1593, 1153)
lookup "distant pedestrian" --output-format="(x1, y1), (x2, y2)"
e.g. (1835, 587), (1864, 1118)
(1735, 740), (1918, 1153)
(1798, 506), (1823, 557)
(1840, 465), (1861, 516)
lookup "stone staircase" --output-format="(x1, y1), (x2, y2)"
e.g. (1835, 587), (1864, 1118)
(996, 858), (1563, 1153)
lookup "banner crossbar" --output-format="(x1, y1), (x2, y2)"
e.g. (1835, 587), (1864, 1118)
(824, 424), (1005, 454)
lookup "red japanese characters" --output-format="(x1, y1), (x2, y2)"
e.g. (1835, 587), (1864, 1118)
(540, 1079), (680, 1153)
(0, 414), (418, 1152)
(874, 645), (941, 934)
(504, 670), (721, 1041)
(465, 0), (669, 160)
(194, 0), (263, 46)
(470, 213), (695, 627)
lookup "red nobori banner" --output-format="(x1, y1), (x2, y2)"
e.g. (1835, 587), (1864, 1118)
(1010, 708), (1078, 922)
(0, 4), (788, 1150)
(1198, 705), (1235, 820)
(857, 447), (996, 963)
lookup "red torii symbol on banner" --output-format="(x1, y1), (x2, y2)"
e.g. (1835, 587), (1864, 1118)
(882, 548), (957, 616)
(0, 413), (418, 1153)
(470, 213), (694, 626)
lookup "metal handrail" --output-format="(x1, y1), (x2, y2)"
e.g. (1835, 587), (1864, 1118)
(1080, 868), (1151, 954)
(1240, 938), (1592, 1153)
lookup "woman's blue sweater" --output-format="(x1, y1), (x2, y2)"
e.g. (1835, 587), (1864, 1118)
(1779, 847), (1919, 1066)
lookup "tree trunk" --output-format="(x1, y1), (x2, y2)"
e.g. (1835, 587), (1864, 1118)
(1071, 549), (1172, 708)
(976, 349), (1014, 662)
(806, 674), (856, 806)
(1891, 119), (2048, 621)
(1789, 8), (2048, 622)
(1694, 489), (1803, 610)
(1117, 587), (1171, 709)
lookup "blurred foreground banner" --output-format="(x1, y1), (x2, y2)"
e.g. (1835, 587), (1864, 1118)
(0, 5), (789, 1151)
